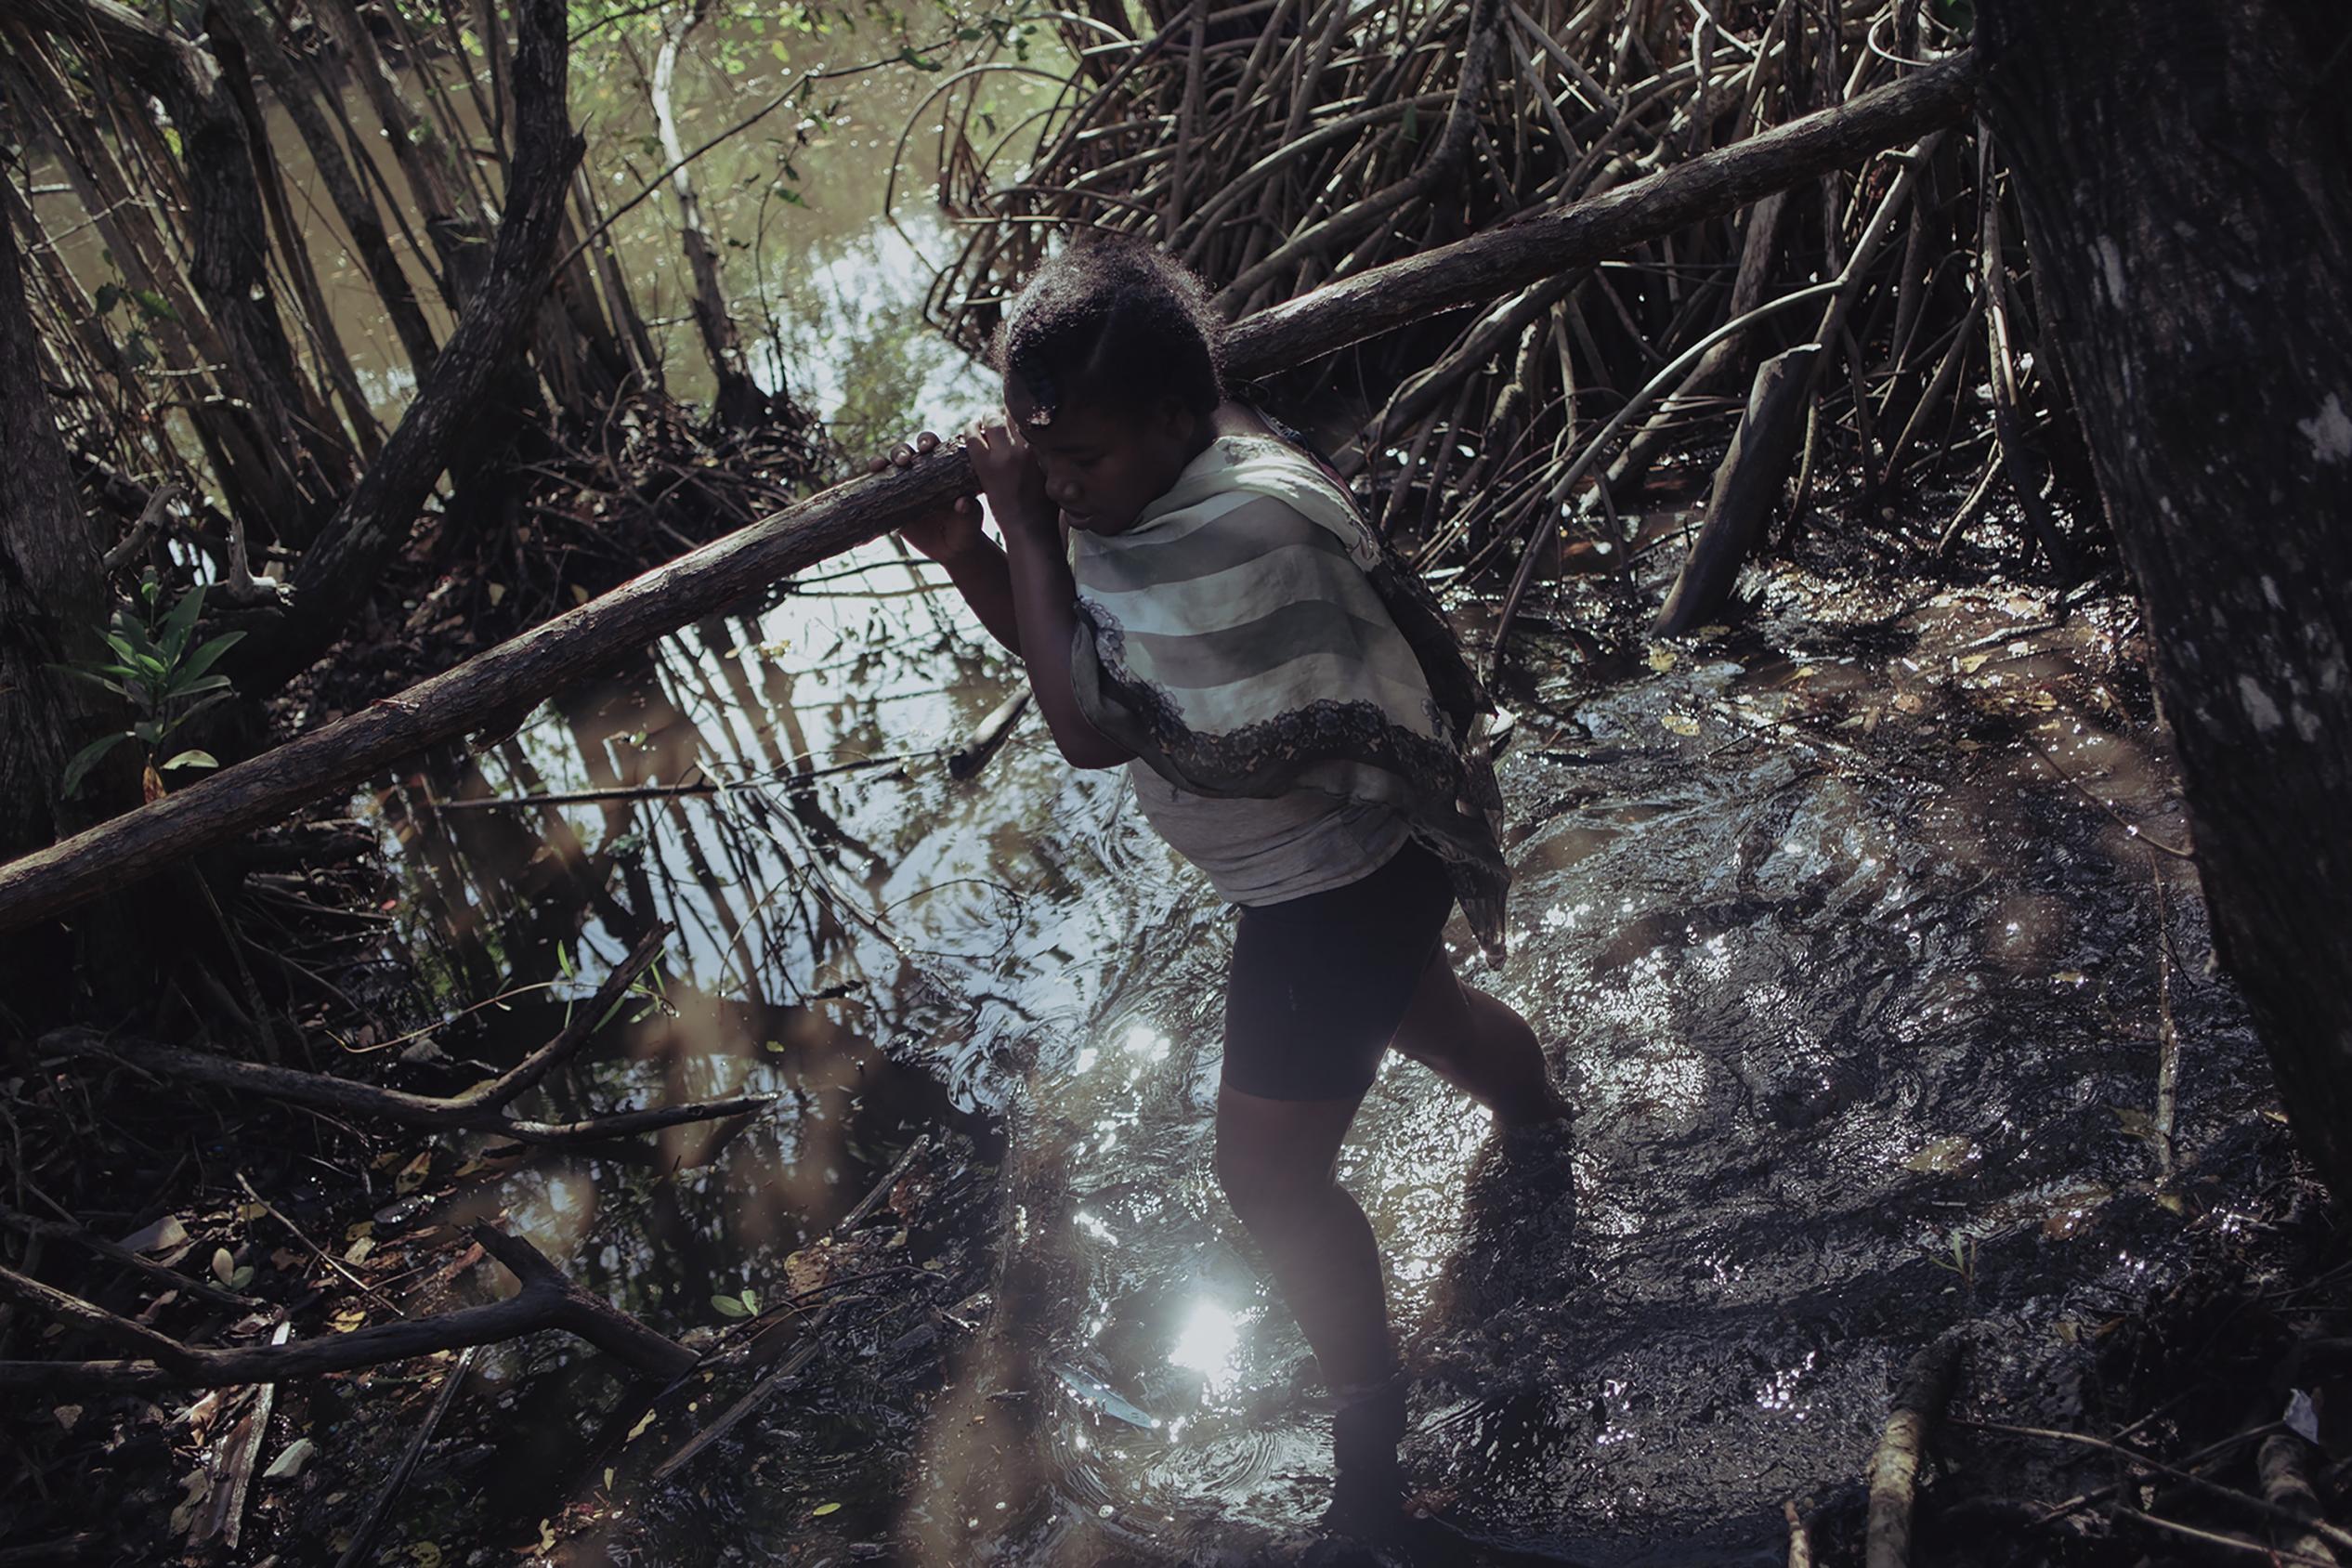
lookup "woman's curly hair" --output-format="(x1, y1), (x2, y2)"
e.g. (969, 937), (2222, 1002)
(992, 237), (1224, 425)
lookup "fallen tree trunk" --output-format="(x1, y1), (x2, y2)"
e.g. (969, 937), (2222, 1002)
(0, 1225), (695, 1393)
(0, 52), (1978, 935)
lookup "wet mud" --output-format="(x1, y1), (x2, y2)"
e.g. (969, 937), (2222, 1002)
(334, 530), (2285, 1567)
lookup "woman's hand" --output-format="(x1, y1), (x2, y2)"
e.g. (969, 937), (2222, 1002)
(869, 431), (984, 564)
(964, 412), (1054, 539)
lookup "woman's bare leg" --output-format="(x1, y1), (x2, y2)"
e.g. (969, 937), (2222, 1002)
(1213, 1084), (1395, 1393)
(1389, 947), (1570, 1126)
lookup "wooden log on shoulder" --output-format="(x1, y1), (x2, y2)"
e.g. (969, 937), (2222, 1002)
(0, 54), (1978, 935)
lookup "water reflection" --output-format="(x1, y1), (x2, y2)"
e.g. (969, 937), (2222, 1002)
(360, 525), (2268, 1562)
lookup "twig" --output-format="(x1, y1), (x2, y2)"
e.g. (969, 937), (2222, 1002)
(1961, 1416), (2352, 1549)
(0, 1224), (691, 1392)
(2021, 735), (2194, 859)
(333, 1345), (477, 1568)
(2150, 856), (2180, 1178)
(36, 925), (767, 1145)
(647, 1134), (934, 1482)
(426, 753), (924, 808)
(196, 1321), (288, 1550)
(2116, 1507), (2342, 1566)
(0, 1204), (258, 1311)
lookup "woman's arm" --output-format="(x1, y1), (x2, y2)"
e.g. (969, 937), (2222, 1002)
(967, 418), (1135, 770)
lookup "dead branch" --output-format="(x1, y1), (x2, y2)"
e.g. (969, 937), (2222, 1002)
(0, 1223), (693, 1393)
(0, 1205), (259, 1311)
(1864, 1328), (1966, 1568)
(2259, 1435), (2346, 1565)
(331, 1345), (477, 1568)
(37, 924), (773, 1144)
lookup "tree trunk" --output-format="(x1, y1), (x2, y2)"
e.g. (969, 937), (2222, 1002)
(0, 194), (128, 998)
(1977, 0), (2352, 1201)
(14, 0), (359, 541)
(205, 0), (441, 382)
(244, 0), (584, 691)
(651, 0), (769, 428)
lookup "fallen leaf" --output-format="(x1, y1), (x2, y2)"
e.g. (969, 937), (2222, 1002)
(1644, 645), (1678, 673)
(328, 1306), (367, 1333)
(119, 1215), (189, 1255)
(626, 1408), (657, 1442)
(53, 1405), (81, 1431)
(395, 1151), (432, 1196)
(1660, 713), (1700, 737)
(812, 1502), (842, 1517)
(263, 1437), (316, 1480)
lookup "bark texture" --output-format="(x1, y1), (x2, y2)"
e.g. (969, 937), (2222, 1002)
(0, 203), (112, 869)
(1978, 0), (2352, 1200)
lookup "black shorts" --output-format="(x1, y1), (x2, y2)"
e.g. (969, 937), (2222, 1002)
(1222, 839), (1457, 1102)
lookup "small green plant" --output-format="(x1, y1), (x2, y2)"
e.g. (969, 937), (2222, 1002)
(55, 571), (242, 797)
(711, 1286), (761, 1319)
(1927, 1230), (1980, 1291)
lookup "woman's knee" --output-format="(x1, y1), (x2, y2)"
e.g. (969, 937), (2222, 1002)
(1214, 1136), (1326, 1226)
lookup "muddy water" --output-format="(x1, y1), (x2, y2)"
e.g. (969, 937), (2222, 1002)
(372, 535), (2271, 1564)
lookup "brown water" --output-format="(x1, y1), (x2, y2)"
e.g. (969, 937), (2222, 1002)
(356, 522), (2277, 1565)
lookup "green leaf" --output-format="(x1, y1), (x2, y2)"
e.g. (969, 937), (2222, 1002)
(60, 733), (132, 796)
(133, 288), (176, 322)
(739, 1288), (758, 1313)
(811, 1502), (841, 1517)
(52, 667), (130, 698)
(174, 630), (246, 685)
(94, 281), (126, 314)
(712, 1293), (750, 1319)
(160, 750), (218, 772)
(165, 673), (232, 703)
(160, 581), (207, 663)
(211, 1247), (236, 1285)
(133, 720), (162, 744)
(158, 689), (233, 737)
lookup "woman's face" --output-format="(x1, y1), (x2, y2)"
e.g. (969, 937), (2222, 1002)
(1005, 382), (1209, 536)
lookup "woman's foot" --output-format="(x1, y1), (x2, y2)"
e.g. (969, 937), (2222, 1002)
(1323, 1373), (1410, 1532)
